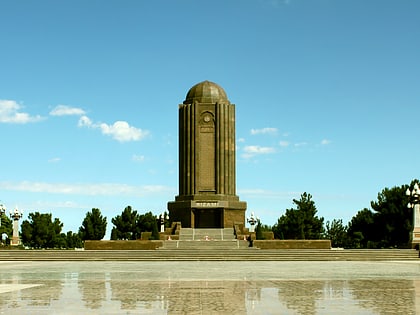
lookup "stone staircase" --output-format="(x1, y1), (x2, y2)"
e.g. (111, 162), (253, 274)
(179, 228), (236, 241)
(0, 249), (418, 261)
(1, 229), (419, 261)
(163, 228), (248, 249)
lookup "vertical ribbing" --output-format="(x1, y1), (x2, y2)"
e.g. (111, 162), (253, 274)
(178, 101), (237, 197)
(179, 105), (185, 195)
(231, 104), (236, 195)
(226, 103), (231, 194)
(178, 106), (182, 195)
(216, 104), (220, 194)
(225, 103), (230, 195)
(220, 103), (225, 194)
(191, 102), (196, 194)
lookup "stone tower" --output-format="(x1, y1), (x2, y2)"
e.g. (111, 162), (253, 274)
(168, 81), (247, 228)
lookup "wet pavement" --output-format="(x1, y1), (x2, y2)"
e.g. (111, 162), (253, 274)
(0, 260), (420, 314)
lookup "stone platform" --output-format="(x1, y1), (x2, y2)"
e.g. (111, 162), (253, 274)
(1, 260), (420, 314)
(0, 249), (418, 261)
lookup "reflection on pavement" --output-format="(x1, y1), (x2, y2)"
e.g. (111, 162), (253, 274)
(0, 261), (419, 314)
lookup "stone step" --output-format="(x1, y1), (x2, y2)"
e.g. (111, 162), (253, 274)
(179, 228), (236, 241)
(0, 249), (418, 261)
(160, 240), (249, 250)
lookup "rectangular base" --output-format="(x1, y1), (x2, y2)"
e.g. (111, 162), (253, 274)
(168, 199), (246, 228)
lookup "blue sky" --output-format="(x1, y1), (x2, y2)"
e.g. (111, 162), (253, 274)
(1, 0), (419, 238)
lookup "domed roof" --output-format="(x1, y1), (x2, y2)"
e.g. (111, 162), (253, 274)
(184, 81), (229, 104)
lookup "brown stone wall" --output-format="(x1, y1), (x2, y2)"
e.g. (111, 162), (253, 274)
(84, 240), (163, 250)
(253, 240), (331, 249)
(224, 209), (245, 228)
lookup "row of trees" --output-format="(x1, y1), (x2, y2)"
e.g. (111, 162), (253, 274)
(110, 206), (160, 240)
(271, 179), (418, 249)
(4, 179), (418, 249)
(16, 207), (161, 249)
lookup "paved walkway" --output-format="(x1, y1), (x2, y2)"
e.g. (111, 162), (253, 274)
(1, 260), (420, 314)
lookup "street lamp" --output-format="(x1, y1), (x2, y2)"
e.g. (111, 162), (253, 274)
(159, 212), (169, 233)
(247, 212), (259, 233)
(9, 207), (23, 246)
(406, 183), (420, 248)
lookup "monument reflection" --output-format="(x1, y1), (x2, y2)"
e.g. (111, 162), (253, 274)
(1, 262), (420, 314)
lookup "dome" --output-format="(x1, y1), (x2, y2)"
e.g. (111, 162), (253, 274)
(184, 81), (229, 104)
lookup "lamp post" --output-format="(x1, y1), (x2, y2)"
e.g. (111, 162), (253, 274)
(247, 212), (258, 233)
(0, 203), (5, 227)
(9, 207), (23, 246)
(159, 212), (169, 233)
(406, 183), (420, 248)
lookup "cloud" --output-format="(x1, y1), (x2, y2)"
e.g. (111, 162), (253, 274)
(244, 145), (275, 154)
(250, 127), (278, 135)
(78, 115), (93, 127)
(132, 154), (145, 162)
(48, 157), (61, 163)
(0, 181), (174, 197)
(242, 145), (275, 158)
(50, 105), (86, 116)
(99, 121), (148, 142)
(279, 141), (289, 147)
(0, 100), (43, 124)
(78, 115), (149, 142)
(294, 142), (308, 147)
(321, 139), (331, 145)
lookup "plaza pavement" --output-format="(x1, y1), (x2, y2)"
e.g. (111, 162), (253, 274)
(1, 260), (420, 314)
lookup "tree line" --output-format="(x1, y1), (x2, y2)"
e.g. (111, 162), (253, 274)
(1, 179), (417, 249)
(0, 206), (161, 249)
(271, 179), (419, 249)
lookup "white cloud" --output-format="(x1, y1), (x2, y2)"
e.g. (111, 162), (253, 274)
(242, 145), (275, 158)
(279, 141), (289, 147)
(132, 154), (145, 162)
(244, 145), (275, 154)
(50, 105), (86, 116)
(294, 142), (308, 147)
(0, 100), (43, 124)
(0, 181), (174, 197)
(99, 121), (148, 142)
(48, 157), (61, 163)
(250, 127), (278, 135)
(321, 139), (331, 145)
(78, 115), (93, 127)
(78, 115), (149, 142)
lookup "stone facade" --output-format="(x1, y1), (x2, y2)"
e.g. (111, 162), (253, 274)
(168, 81), (246, 228)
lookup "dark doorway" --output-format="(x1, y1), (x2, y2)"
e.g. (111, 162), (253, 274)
(194, 209), (222, 228)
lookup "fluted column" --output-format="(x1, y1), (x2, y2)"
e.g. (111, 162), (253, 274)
(229, 104), (236, 195)
(179, 103), (196, 196)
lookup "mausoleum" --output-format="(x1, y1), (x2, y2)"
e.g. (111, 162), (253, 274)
(168, 81), (247, 228)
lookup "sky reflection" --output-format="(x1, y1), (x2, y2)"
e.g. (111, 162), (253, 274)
(0, 261), (419, 314)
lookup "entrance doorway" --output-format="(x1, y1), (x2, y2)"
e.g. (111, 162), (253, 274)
(193, 209), (222, 228)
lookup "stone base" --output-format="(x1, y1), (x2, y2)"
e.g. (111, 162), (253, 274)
(253, 240), (331, 249)
(411, 228), (420, 249)
(84, 240), (163, 250)
(168, 196), (246, 228)
(10, 236), (20, 246)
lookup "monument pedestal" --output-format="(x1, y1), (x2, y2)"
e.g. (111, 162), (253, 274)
(168, 197), (246, 228)
(10, 236), (20, 246)
(412, 227), (420, 249)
